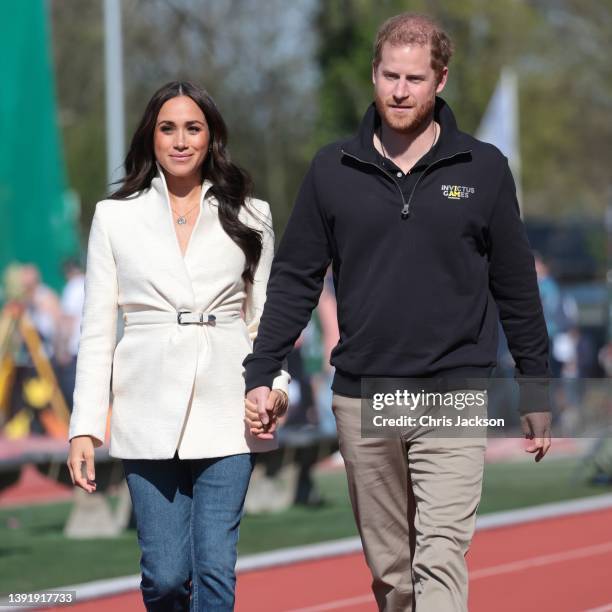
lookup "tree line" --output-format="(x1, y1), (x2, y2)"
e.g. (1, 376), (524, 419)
(51, 0), (612, 241)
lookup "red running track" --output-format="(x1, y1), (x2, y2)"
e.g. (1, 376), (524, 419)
(48, 506), (612, 612)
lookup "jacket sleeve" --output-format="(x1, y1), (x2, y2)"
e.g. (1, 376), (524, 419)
(68, 203), (118, 447)
(243, 158), (333, 392)
(488, 161), (550, 411)
(243, 200), (290, 394)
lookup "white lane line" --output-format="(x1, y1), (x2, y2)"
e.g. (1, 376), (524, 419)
(23, 494), (612, 606)
(471, 541), (612, 579)
(476, 494), (612, 531)
(236, 537), (362, 573)
(283, 541), (612, 612)
(244, 494), (612, 575)
(0, 575), (142, 610)
(285, 593), (374, 612)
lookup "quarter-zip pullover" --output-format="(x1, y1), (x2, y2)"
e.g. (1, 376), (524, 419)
(244, 97), (550, 397)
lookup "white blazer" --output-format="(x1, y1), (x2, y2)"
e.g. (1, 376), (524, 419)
(68, 167), (289, 459)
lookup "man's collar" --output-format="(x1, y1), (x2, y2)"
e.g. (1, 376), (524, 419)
(342, 97), (466, 163)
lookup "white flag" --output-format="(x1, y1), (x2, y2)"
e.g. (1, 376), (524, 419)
(476, 68), (522, 211)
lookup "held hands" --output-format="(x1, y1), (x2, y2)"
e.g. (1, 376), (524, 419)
(521, 412), (552, 462)
(245, 386), (289, 439)
(67, 435), (98, 493)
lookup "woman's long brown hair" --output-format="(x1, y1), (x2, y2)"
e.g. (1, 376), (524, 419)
(111, 81), (264, 284)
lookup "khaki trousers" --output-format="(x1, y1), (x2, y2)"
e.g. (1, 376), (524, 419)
(332, 392), (487, 612)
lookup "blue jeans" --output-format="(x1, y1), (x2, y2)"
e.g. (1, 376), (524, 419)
(122, 451), (255, 612)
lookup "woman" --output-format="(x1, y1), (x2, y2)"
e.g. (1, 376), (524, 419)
(66, 81), (289, 611)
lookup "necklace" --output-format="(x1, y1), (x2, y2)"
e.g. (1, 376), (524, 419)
(379, 121), (438, 172)
(170, 200), (200, 225)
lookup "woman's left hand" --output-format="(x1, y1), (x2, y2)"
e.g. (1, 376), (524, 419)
(245, 389), (289, 439)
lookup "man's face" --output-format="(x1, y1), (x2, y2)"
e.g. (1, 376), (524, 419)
(373, 42), (447, 134)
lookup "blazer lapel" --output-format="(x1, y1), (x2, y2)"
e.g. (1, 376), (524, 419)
(146, 165), (213, 310)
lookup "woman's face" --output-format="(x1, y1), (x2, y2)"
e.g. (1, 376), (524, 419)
(153, 95), (210, 181)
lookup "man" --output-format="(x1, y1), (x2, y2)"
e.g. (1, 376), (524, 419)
(244, 13), (551, 611)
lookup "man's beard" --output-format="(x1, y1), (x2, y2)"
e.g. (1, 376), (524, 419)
(375, 92), (436, 135)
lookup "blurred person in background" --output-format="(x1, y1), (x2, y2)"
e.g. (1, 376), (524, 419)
(5, 264), (62, 434)
(534, 251), (568, 377)
(55, 258), (85, 411)
(284, 333), (316, 427)
(20, 263), (62, 360)
(66, 81), (289, 611)
(553, 324), (600, 434)
(314, 268), (339, 435)
(599, 340), (612, 377)
(244, 13), (551, 612)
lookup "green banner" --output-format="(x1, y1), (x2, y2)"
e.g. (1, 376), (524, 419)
(0, 2), (78, 294)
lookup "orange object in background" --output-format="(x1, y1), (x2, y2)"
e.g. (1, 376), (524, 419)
(39, 408), (68, 439)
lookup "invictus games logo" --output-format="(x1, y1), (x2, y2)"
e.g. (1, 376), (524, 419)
(441, 184), (475, 200)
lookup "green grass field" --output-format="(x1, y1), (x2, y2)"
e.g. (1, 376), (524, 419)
(1, 456), (610, 595)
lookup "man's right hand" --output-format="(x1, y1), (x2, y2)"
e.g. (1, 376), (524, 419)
(67, 436), (98, 493)
(245, 386), (275, 439)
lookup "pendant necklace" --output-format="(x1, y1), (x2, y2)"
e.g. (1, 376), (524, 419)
(170, 201), (200, 225)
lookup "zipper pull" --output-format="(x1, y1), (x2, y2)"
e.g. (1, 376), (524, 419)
(401, 204), (410, 219)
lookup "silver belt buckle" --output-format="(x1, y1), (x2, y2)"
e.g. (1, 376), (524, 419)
(177, 311), (197, 325)
(177, 311), (216, 325)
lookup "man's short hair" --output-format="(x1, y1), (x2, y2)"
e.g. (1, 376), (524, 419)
(373, 13), (453, 82)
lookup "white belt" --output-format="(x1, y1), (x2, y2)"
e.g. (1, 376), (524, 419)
(123, 310), (233, 326)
